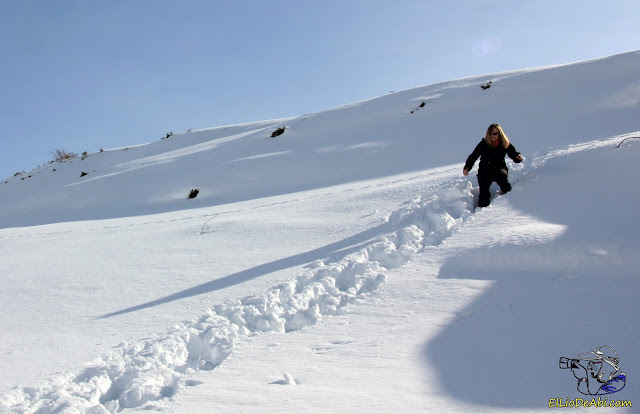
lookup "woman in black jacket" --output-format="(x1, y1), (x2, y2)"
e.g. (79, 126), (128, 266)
(463, 124), (523, 207)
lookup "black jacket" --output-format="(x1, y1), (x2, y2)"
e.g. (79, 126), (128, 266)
(464, 139), (521, 174)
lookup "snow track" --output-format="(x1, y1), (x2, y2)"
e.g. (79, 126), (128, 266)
(2, 137), (626, 413)
(1, 177), (476, 413)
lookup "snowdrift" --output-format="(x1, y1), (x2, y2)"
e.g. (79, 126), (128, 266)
(1, 51), (639, 413)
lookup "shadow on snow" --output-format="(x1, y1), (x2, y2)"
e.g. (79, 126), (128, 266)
(99, 221), (393, 319)
(422, 152), (640, 408)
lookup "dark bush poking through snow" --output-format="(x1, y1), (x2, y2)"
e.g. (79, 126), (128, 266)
(189, 189), (200, 199)
(410, 101), (427, 114)
(271, 127), (285, 138)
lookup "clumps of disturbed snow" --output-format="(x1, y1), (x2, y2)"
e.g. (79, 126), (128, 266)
(1, 179), (475, 413)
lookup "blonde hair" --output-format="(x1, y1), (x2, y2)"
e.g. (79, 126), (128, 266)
(485, 123), (510, 148)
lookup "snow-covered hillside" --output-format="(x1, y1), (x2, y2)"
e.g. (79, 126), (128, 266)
(1, 51), (639, 413)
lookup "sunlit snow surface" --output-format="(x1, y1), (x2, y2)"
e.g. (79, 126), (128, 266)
(1, 51), (639, 413)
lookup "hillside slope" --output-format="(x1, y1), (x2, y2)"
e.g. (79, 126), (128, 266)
(2, 51), (638, 229)
(1, 51), (639, 413)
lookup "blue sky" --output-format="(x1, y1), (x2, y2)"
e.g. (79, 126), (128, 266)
(1, 1), (638, 180)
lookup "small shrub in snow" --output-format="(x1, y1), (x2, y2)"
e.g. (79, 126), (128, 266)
(481, 81), (493, 90)
(80, 171), (88, 177)
(410, 101), (427, 114)
(189, 189), (200, 199)
(50, 149), (78, 163)
(271, 127), (285, 138)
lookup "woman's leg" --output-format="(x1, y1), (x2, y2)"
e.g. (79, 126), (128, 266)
(477, 173), (493, 207)
(495, 169), (512, 194)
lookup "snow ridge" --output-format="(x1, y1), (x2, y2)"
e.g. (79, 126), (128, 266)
(0, 179), (475, 413)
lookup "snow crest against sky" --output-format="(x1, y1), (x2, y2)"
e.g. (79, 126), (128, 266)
(1, 1), (639, 180)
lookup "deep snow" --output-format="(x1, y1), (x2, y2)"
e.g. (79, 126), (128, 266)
(1, 51), (639, 413)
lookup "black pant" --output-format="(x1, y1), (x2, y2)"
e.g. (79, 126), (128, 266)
(477, 169), (511, 207)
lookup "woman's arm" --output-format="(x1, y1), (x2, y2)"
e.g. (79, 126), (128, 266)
(463, 141), (484, 174)
(507, 144), (523, 163)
